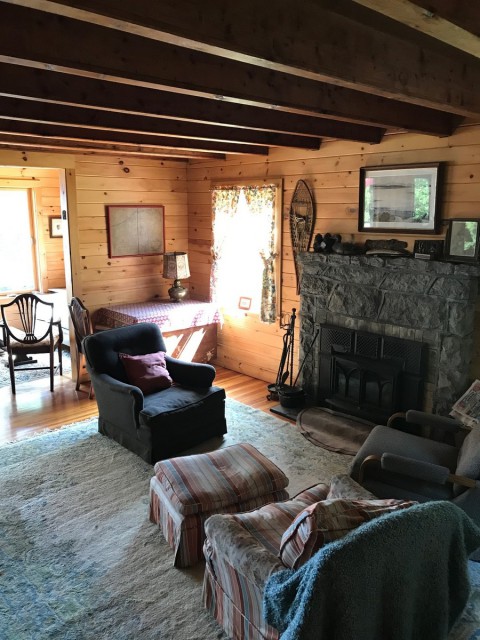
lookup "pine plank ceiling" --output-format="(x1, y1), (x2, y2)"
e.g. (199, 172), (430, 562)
(0, 0), (479, 161)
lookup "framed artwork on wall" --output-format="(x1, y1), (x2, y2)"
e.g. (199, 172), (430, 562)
(49, 216), (63, 238)
(445, 219), (480, 263)
(359, 162), (444, 234)
(106, 205), (165, 258)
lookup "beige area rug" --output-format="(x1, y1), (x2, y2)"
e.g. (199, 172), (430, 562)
(0, 398), (351, 640)
(297, 406), (374, 456)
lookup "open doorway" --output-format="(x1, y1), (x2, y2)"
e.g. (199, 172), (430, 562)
(0, 167), (73, 388)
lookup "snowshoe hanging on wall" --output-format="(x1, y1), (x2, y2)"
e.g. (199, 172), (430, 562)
(289, 180), (315, 294)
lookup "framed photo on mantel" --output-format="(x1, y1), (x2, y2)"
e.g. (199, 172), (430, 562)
(358, 162), (444, 234)
(445, 219), (480, 263)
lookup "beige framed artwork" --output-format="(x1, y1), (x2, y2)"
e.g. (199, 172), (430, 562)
(106, 205), (165, 258)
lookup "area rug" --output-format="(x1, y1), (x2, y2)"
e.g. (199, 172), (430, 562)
(0, 399), (478, 640)
(296, 406), (374, 455)
(0, 398), (349, 640)
(0, 348), (71, 389)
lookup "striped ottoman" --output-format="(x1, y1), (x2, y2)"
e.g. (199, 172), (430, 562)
(149, 443), (289, 567)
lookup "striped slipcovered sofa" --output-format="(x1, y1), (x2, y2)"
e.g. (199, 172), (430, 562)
(202, 475), (480, 640)
(202, 475), (373, 640)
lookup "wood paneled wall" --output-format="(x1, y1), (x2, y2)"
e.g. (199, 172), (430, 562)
(0, 166), (64, 292)
(0, 152), (189, 316)
(1, 123), (480, 390)
(73, 155), (189, 311)
(187, 123), (480, 385)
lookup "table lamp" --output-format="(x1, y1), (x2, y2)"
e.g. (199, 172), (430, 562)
(163, 252), (190, 302)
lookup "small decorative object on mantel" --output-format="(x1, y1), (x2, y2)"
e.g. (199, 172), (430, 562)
(163, 251), (190, 302)
(331, 240), (364, 255)
(413, 239), (444, 261)
(364, 239), (410, 256)
(444, 219), (480, 263)
(290, 180), (315, 294)
(313, 233), (341, 253)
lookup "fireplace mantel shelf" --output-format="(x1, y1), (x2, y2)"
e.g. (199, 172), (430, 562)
(298, 252), (480, 277)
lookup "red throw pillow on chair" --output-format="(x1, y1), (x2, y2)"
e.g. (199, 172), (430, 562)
(119, 351), (172, 395)
(279, 498), (416, 569)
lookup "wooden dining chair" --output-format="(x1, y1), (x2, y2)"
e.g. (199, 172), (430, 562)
(0, 293), (63, 394)
(68, 296), (94, 398)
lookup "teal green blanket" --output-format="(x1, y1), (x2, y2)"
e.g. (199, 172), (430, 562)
(264, 502), (480, 640)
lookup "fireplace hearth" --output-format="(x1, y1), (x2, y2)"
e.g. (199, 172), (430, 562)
(298, 253), (480, 418)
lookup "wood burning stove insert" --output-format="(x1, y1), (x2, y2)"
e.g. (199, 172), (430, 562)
(318, 325), (427, 424)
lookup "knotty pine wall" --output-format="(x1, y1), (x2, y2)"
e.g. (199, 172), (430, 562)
(0, 154), (189, 312)
(74, 155), (188, 311)
(2, 122), (480, 388)
(0, 166), (65, 292)
(187, 122), (480, 385)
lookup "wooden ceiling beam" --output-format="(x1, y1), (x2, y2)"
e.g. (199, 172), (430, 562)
(0, 64), (387, 143)
(3, 0), (480, 116)
(0, 134), (225, 159)
(409, 1), (480, 38)
(0, 120), (269, 155)
(0, 96), (321, 150)
(352, 0), (480, 57)
(0, 5), (464, 135)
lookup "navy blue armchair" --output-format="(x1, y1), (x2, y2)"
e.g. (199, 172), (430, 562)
(83, 322), (227, 464)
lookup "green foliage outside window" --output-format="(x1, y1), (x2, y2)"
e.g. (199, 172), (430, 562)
(413, 178), (430, 221)
(464, 221), (478, 252)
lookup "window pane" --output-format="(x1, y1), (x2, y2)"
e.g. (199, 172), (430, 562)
(0, 190), (36, 293)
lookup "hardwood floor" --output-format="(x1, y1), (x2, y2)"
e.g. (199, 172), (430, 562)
(0, 366), (292, 446)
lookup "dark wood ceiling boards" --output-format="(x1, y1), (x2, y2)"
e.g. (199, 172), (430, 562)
(0, 0), (478, 160)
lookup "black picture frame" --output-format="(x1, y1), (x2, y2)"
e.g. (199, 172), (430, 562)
(445, 219), (480, 263)
(359, 162), (444, 234)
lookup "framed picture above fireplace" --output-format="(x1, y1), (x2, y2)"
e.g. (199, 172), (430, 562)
(358, 163), (443, 234)
(445, 219), (480, 263)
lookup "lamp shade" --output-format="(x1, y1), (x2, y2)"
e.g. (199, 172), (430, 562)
(163, 252), (190, 280)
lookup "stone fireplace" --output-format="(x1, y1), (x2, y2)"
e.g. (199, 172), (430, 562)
(297, 253), (480, 417)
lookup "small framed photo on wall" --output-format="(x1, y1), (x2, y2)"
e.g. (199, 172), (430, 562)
(49, 216), (63, 238)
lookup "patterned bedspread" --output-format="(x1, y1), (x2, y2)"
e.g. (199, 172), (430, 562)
(92, 300), (221, 332)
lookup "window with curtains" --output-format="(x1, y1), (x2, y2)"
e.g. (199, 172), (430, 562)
(210, 182), (282, 324)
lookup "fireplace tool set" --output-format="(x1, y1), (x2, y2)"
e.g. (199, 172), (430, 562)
(267, 309), (319, 408)
(267, 308), (297, 401)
